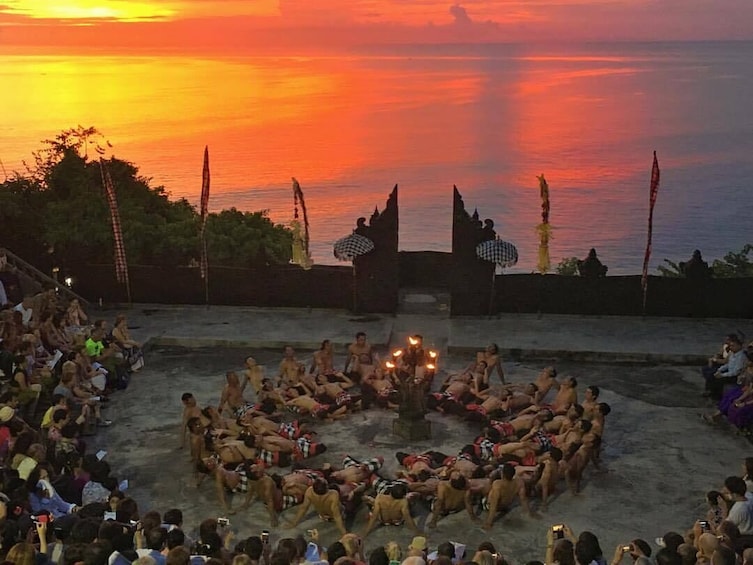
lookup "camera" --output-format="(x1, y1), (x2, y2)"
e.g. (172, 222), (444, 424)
(261, 530), (270, 544)
(700, 521), (711, 532)
(622, 546), (633, 553)
(552, 524), (565, 540)
(217, 517), (230, 527)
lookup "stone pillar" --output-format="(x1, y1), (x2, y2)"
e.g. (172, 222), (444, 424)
(353, 185), (399, 313)
(450, 186), (495, 316)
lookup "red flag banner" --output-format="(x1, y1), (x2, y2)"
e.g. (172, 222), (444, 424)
(200, 146), (210, 280)
(99, 159), (129, 288)
(641, 151), (661, 311)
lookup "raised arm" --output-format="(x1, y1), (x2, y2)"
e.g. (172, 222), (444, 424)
(401, 499), (422, 535)
(464, 489), (479, 522)
(287, 489), (313, 527)
(361, 496), (381, 538)
(215, 471), (231, 512)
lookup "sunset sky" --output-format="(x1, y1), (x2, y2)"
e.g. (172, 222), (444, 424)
(1, 0), (752, 51)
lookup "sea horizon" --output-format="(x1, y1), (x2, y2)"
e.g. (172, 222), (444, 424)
(2, 40), (752, 274)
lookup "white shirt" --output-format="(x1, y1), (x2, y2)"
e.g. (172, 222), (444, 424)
(718, 348), (748, 382)
(727, 498), (753, 534)
(13, 302), (32, 325)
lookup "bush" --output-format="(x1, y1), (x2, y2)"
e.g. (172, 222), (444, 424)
(555, 257), (579, 276)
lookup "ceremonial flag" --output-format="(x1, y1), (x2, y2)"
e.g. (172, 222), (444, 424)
(291, 178), (313, 269)
(100, 159), (131, 302)
(641, 151), (661, 312)
(536, 174), (552, 274)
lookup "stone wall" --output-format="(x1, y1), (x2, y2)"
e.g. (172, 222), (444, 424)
(70, 264), (353, 308)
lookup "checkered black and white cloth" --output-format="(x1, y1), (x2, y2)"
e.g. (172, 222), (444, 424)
(476, 238), (519, 268)
(333, 234), (375, 261)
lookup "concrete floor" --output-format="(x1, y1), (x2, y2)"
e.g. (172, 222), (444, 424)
(90, 343), (753, 564)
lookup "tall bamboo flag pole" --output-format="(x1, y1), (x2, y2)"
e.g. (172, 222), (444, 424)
(641, 151), (661, 313)
(200, 146), (210, 306)
(100, 158), (132, 305)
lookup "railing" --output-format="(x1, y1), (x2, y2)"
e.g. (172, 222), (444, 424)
(0, 246), (90, 306)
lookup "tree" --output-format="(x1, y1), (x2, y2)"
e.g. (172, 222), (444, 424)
(0, 127), (293, 270)
(206, 208), (292, 267)
(711, 245), (753, 278)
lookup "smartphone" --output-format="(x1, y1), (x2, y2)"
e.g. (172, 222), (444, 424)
(261, 530), (270, 544)
(33, 514), (51, 524)
(622, 546), (632, 553)
(700, 521), (711, 532)
(96, 450), (107, 461)
(552, 524), (565, 540)
(217, 517), (230, 527)
(104, 511), (117, 521)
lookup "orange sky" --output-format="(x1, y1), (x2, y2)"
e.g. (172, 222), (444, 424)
(1, 0), (752, 51)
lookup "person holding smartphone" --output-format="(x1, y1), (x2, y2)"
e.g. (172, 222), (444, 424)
(545, 524), (577, 565)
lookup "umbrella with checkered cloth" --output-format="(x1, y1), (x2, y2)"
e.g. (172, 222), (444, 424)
(333, 233), (375, 261)
(476, 238), (519, 268)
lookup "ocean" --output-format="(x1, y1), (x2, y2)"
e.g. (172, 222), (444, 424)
(1, 41), (752, 274)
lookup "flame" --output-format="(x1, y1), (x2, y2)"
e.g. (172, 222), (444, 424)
(392, 349), (403, 357)
(426, 363), (435, 370)
(428, 351), (437, 359)
(385, 361), (395, 369)
(408, 336), (419, 346)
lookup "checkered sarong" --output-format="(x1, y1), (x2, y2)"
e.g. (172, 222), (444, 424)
(232, 466), (248, 493)
(277, 421), (300, 439)
(282, 493), (302, 509)
(343, 455), (383, 473)
(475, 438), (495, 461)
(372, 475), (409, 496)
(335, 392), (352, 407)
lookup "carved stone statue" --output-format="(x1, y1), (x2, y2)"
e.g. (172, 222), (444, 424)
(680, 249), (712, 280)
(578, 248), (608, 278)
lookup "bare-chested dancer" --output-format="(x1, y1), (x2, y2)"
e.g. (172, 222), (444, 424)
(241, 357), (265, 396)
(361, 482), (422, 538)
(279, 345), (306, 385)
(315, 379), (361, 412)
(286, 478), (349, 536)
(345, 332), (376, 380)
(477, 343), (505, 385)
(219, 372), (251, 417)
(285, 395), (348, 420)
(514, 448), (563, 510)
(311, 340), (348, 380)
(362, 366), (399, 409)
(427, 471), (476, 528)
(482, 464), (532, 528)
(581, 385), (600, 420)
(544, 404), (584, 434)
(520, 376), (578, 416)
(428, 372), (474, 413)
(180, 392), (202, 449)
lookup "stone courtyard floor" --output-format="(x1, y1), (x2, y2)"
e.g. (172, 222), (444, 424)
(89, 342), (752, 564)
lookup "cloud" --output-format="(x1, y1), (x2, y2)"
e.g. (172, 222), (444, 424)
(449, 4), (472, 26)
